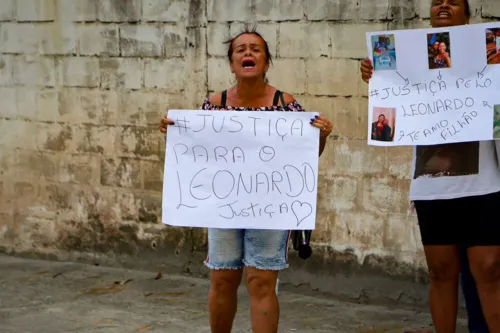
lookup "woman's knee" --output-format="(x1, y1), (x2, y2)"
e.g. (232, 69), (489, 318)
(210, 270), (242, 295)
(470, 256), (500, 285)
(423, 246), (461, 283)
(246, 270), (278, 300)
(428, 260), (461, 283)
(429, 267), (460, 283)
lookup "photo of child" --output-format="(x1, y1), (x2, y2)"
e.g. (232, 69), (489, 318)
(427, 32), (451, 69)
(371, 34), (397, 71)
(486, 28), (500, 65)
(371, 107), (396, 142)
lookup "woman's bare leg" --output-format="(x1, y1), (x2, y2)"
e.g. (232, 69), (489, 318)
(423, 245), (461, 333)
(208, 269), (243, 333)
(468, 246), (500, 331)
(245, 267), (279, 333)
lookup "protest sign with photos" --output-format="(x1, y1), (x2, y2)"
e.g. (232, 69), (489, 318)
(366, 22), (500, 146)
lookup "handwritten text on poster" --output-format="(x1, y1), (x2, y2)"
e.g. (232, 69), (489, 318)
(162, 110), (320, 230)
(366, 22), (500, 146)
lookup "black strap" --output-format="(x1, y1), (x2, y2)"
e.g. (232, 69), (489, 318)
(272, 90), (281, 106)
(221, 90), (227, 107)
(279, 91), (290, 111)
(279, 91), (286, 107)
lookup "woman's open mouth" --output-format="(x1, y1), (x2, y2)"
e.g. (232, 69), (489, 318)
(437, 11), (451, 18)
(242, 59), (256, 70)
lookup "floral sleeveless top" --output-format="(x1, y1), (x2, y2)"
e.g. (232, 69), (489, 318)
(200, 91), (305, 112)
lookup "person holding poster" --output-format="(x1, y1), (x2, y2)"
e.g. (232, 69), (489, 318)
(360, 1), (500, 333)
(159, 27), (333, 333)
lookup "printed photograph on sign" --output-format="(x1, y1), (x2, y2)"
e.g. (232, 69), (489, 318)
(494, 105), (500, 139)
(427, 32), (451, 69)
(371, 107), (396, 142)
(371, 34), (397, 71)
(486, 28), (500, 65)
(413, 142), (480, 179)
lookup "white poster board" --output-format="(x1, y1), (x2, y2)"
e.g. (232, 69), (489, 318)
(365, 22), (500, 146)
(162, 110), (320, 230)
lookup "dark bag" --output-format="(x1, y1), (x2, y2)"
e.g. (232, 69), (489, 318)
(290, 230), (313, 259)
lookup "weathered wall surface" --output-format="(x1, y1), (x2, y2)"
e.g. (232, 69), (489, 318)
(0, 0), (498, 305)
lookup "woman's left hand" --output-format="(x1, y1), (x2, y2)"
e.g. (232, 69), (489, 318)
(310, 115), (333, 139)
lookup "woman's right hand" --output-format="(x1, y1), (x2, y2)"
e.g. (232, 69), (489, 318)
(360, 58), (373, 83)
(159, 116), (174, 133)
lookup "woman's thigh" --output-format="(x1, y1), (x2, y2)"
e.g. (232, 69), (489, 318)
(243, 230), (291, 271)
(463, 191), (500, 247)
(205, 228), (245, 270)
(413, 191), (500, 247)
(464, 191), (500, 283)
(413, 198), (462, 246)
(413, 198), (462, 278)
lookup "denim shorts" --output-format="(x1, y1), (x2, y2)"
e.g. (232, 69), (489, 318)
(204, 228), (291, 271)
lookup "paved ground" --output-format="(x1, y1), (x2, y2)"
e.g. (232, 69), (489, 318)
(0, 255), (468, 333)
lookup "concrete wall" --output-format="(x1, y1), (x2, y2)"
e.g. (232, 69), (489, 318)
(1, 0), (499, 305)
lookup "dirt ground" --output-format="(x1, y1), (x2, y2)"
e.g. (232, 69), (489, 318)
(0, 255), (468, 333)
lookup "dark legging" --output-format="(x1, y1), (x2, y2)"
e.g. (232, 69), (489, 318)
(460, 246), (489, 333)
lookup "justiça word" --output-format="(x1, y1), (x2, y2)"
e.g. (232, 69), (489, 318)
(173, 114), (306, 141)
(372, 77), (493, 100)
(217, 200), (313, 227)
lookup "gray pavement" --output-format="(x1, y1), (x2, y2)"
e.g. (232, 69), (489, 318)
(0, 255), (468, 333)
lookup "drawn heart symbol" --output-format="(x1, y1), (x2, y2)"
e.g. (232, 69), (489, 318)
(291, 200), (313, 227)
